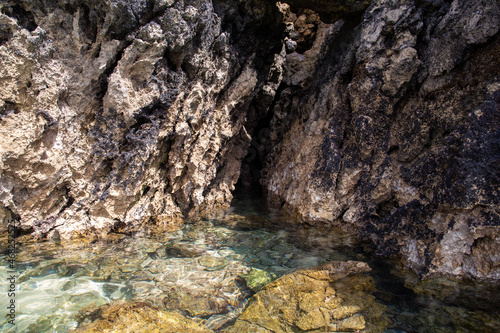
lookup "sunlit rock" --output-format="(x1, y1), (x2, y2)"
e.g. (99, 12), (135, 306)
(73, 301), (213, 333)
(224, 261), (390, 333)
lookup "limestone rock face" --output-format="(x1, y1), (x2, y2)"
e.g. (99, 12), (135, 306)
(223, 261), (390, 333)
(1, 0), (499, 282)
(261, 0), (500, 279)
(0, 0), (284, 238)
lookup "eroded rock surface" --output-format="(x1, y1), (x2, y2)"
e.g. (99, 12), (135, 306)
(73, 301), (214, 333)
(1, 0), (499, 281)
(261, 0), (500, 280)
(0, 0), (284, 238)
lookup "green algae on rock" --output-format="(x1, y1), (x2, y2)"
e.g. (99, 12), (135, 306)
(223, 261), (390, 333)
(242, 267), (276, 292)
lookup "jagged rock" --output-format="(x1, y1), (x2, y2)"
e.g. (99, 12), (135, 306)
(0, 0), (285, 237)
(280, 0), (372, 22)
(261, 0), (500, 280)
(1, 0), (499, 282)
(223, 261), (390, 333)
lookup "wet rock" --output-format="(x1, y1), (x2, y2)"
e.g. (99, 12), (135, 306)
(198, 254), (228, 271)
(166, 242), (207, 258)
(148, 257), (251, 317)
(262, 0), (500, 280)
(118, 264), (141, 273)
(241, 267), (276, 292)
(205, 312), (241, 331)
(73, 301), (214, 333)
(163, 290), (230, 318)
(224, 261), (390, 333)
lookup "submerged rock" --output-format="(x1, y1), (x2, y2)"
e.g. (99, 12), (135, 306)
(198, 254), (228, 271)
(166, 242), (207, 258)
(2, 217), (499, 331)
(159, 259), (251, 317)
(73, 301), (213, 333)
(224, 261), (390, 333)
(242, 267), (276, 292)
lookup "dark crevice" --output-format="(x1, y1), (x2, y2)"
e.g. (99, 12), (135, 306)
(0, 24), (11, 46)
(0, 101), (20, 120)
(2, 4), (37, 32)
(1, 207), (23, 238)
(142, 186), (151, 196)
(101, 158), (114, 176)
(155, 50), (180, 74)
(95, 41), (131, 104)
(110, 219), (131, 235)
(58, 188), (75, 215)
(376, 197), (398, 221)
(215, 0), (288, 198)
(159, 134), (175, 172)
(237, 86), (288, 190)
(107, 2), (153, 41)
(78, 4), (99, 43)
(338, 90), (354, 152)
(388, 145), (400, 155)
(237, 147), (264, 189)
(424, 126), (438, 148)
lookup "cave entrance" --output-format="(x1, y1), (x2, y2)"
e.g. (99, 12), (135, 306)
(232, 117), (272, 219)
(236, 143), (263, 189)
(235, 100), (276, 193)
(233, 137), (266, 214)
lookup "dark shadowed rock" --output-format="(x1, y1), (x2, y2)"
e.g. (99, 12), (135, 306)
(261, 0), (500, 279)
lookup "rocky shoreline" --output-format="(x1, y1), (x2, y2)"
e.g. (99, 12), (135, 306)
(1, 0), (499, 281)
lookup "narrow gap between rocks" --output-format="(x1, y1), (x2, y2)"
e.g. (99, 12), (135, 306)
(234, 98), (276, 195)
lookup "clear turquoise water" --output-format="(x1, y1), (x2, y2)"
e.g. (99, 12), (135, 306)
(1, 188), (499, 332)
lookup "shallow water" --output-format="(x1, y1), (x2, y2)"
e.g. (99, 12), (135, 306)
(1, 188), (499, 332)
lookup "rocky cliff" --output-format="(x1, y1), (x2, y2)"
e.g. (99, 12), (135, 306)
(0, 0), (284, 237)
(1, 0), (499, 280)
(261, 0), (500, 280)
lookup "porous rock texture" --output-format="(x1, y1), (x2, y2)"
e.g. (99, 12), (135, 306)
(0, 0), (284, 238)
(261, 0), (500, 280)
(224, 261), (390, 333)
(1, 0), (499, 281)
